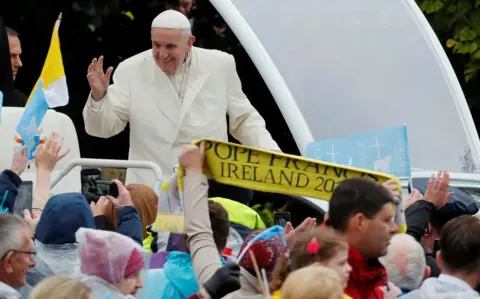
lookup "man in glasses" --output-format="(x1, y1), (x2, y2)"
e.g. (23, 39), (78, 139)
(0, 213), (36, 299)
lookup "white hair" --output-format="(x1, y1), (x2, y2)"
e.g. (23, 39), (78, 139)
(183, 28), (192, 40)
(379, 234), (426, 291)
(0, 214), (29, 258)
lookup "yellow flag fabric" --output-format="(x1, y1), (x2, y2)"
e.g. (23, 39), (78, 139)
(27, 14), (68, 108)
(179, 139), (399, 201)
(154, 139), (404, 234)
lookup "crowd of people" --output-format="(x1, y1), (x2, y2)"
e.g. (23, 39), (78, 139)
(0, 134), (479, 299)
(2, 1), (480, 299)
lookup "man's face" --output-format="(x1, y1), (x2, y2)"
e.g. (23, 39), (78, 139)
(8, 35), (23, 81)
(1, 229), (36, 288)
(179, 0), (193, 16)
(151, 28), (195, 75)
(357, 203), (397, 259)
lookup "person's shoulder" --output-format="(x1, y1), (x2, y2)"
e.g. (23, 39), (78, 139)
(117, 50), (154, 71)
(193, 47), (233, 64)
(401, 289), (420, 298)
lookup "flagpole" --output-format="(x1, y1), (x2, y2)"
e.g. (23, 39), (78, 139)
(404, 123), (414, 192)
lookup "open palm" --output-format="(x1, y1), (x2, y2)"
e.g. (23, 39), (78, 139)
(87, 55), (113, 101)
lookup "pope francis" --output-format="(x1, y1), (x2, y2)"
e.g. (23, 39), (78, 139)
(83, 10), (280, 185)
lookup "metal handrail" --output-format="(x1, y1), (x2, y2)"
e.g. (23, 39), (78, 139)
(50, 158), (164, 193)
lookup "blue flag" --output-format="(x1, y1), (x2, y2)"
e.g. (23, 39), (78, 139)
(305, 125), (411, 177)
(16, 80), (49, 160)
(249, 225), (286, 245)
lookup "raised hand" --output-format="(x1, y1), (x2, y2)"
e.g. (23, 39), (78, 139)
(382, 179), (401, 203)
(87, 56), (113, 101)
(424, 170), (454, 209)
(11, 147), (28, 175)
(284, 217), (317, 248)
(179, 142), (206, 175)
(34, 132), (70, 172)
(405, 188), (423, 210)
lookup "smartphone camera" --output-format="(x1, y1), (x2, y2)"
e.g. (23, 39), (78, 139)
(94, 180), (119, 198)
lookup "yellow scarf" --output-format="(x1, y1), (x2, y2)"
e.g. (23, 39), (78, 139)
(154, 139), (403, 234)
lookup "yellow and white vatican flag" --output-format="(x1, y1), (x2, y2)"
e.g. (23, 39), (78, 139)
(27, 12), (68, 108)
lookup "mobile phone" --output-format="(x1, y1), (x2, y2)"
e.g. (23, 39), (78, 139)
(94, 180), (119, 198)
(13, 181), (33, 215)
(274, 212), (291, 227)
(81, 168), (102, 193)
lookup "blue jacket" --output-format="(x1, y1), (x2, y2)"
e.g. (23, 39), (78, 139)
(0, 169), (22, 213)
(146, 252), (227, 299)
(35, 193), (96, 244)
(94, 206), (144, 246)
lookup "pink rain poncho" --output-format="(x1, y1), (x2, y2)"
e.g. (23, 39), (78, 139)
(73, 228), (150, 299)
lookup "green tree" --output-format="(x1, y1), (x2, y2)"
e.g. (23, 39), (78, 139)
(416, 0), (480, 83)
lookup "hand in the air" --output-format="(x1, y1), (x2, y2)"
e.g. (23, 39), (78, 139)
(424, 170), (454, 209)
(179, 142), (206, 175)
(34, 132), (70, 172)
(24, 209), (41, 234)
(87, 56), (113, 101)
(405, 188), (423, 210)
(284, 217), (317, 248)
(382, 179), (401, 203)
(11, 147), (28, 175)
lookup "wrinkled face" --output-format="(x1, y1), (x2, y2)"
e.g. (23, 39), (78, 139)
(8, 35), (22, 80)
(116, 270), (143, 296)
(361, 203), (397, 258)
(1, 229), (36, 288)
(324, 249), (351, 289)
(151, 28), (195, 75)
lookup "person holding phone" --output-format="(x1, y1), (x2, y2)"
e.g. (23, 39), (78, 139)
(0, 147), (28, 213)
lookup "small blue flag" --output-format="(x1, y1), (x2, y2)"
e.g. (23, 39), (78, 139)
(236, 225), (285, 262)
(16, 80), (49, 160)
(305, 125), (411, 177)
(248, 225), (286, 245)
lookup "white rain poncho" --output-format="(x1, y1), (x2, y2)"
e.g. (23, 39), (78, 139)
(73, 228), (150, 299)
(36, 241), (79, 275)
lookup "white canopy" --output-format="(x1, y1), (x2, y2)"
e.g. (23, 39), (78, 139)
(212, 0), (480, 173)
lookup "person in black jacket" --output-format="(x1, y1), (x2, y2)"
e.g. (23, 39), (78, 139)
(0, 147), (28, 213)
(5, 26), (27, 107)
(0, 17), (15, 106)
(405, 171), (478, 278)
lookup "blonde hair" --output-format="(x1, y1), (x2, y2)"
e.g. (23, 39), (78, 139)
(30, 276), (91, 299)
(105, 184), (158, 237)
(281, 266), (343, 299)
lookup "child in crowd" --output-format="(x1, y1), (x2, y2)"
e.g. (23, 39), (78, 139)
(281, 266), (344, 299)
(270, 227), (352, 299)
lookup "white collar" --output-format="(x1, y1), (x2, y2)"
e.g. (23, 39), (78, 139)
(0, 281), (20, 299)
(438, 274), (474, 291)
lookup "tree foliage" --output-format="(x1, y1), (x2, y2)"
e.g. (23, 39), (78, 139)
(416, 0), (480, 82)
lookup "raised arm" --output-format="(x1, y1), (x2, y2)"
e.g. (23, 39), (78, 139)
(83, 56), (130, 138)
(181, 143), (223, 284)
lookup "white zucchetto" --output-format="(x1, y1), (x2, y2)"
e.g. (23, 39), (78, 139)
(151, 10), (191, 30)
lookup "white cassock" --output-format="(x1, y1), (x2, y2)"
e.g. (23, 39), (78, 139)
(83, 46), (280, 186)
